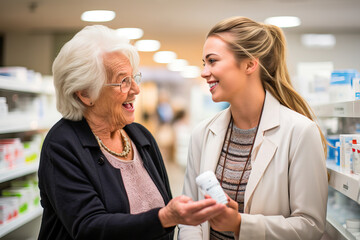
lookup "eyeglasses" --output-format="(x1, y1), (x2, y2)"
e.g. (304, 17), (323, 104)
(104, 72), (142, 93)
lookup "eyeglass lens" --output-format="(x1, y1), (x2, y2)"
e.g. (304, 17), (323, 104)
(120, 77), (131, 93)
(120, 74), (141, 93)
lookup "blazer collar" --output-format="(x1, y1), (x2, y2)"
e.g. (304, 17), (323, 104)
(208, 90), (280, 137)
(252, 90), (280, 150)
(69, 118), (99, 148)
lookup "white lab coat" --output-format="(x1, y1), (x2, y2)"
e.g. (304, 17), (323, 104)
(178, 91), (328, 240)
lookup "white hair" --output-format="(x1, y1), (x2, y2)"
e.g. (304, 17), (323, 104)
(53, 25), (140, 121)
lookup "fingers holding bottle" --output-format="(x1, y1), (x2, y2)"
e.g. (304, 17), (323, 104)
(158, 195), (226, 228)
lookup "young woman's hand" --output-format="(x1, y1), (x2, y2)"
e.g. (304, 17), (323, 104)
(158, 195), (226, 228)
(206, 195), (241, 236)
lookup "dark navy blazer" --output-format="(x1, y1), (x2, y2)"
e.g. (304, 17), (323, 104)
(38, 118), (174, 240)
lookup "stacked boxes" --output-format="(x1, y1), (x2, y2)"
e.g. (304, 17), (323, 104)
(0, 135), (43, 170)
(0, 176), (40, 225)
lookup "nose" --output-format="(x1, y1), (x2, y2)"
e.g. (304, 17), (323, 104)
(129, 79), (140, 95)
(201, 65), (210, 79)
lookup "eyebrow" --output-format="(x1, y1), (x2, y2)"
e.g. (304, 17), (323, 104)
(115, 71), (127, 78)
(203, 53), (217, 61)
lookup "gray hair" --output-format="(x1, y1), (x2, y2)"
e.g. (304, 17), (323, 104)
(53, 25), (140, 121)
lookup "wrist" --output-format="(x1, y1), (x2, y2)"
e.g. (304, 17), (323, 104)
(234, 213), (241, 236)
(159, 206), (174, 228)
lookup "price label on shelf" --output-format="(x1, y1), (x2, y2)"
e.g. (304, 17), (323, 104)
(327, 164), (360, 203)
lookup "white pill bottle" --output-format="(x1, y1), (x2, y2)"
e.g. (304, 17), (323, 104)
(195, 171), (228, 204)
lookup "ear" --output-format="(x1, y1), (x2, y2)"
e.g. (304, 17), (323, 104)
(245, 58), (259, 74)
(75, 90), (93, 106)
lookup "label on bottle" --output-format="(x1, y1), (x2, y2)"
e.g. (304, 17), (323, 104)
(196, 171), (228, 204)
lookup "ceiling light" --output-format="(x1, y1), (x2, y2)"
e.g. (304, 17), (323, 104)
(116, 28), (143, 40)
(167, 59), (188, 71)
(264, 16), (301, 28)
(153, 51), (177, 63)
(180, 66), (201, 79)
(301, 34), (336, 48)
(135, 40), (160, 52)
(81, 10), (116, 22)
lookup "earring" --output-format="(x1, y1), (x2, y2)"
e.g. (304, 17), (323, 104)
(90, 102), (93, 106)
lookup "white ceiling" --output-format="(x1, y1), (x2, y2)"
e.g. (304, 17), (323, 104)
(1, 0), (360, 67)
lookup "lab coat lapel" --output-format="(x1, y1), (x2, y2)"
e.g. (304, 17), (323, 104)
(244, 91), (280, 212)
(200, 109), (231, 173)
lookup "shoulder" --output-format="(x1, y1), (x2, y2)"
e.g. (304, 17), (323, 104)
(124, 122), (158, 148)
(42, 118), (90, 156)
(279, 105), (316, 130)
(192, 108), (229, 136)
(125, 122), (153, 139)
(43, 118), (76, 144)
(276, 105), (320, 146)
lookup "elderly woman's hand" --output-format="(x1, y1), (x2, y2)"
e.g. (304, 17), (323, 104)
(206, 195), (241, 236)
(158, 195), (226, 228)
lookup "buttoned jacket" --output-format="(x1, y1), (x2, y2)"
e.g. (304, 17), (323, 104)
(179, 91), (328, 240)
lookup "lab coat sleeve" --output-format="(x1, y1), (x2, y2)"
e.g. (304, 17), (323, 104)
(178, 130), (204, 240)
(237, 122), (328, 240)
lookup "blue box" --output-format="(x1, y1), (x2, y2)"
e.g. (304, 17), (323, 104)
(330, 69), (358, 86)
(327, 135), (339, 161)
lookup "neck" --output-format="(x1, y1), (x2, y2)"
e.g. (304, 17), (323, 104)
(230, 89), (265, 129)
(84, 112), (124, 140)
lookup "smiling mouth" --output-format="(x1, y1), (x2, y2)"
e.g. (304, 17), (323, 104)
(209, 81), (219, 91)
(122, 101), (134, 110)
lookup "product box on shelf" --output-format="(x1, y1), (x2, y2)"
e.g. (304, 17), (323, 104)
(0, 138), (24, 169)
(353, 75), (360, 100)
(329, 69), (359, 102)
(340, 134), (360, 174)
(327, 135), (340, 161)
(1, 187), (33, 214)
(0, 97), (8, 117)
(0, 197), (19, 225)
(0, 67), (28, 82)
(10, 179), (40, 210)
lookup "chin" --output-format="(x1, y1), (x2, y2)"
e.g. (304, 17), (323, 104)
(124, 115), (135, 125)
(211, 94), (223, 103)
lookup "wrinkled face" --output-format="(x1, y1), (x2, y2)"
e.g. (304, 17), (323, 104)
(201, 35), (247, 103)
(94, 51), (140, 129)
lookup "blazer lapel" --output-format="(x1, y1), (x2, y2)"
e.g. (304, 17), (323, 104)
(244, 91), (280, 212)
(244, 137), (277, 212)
(200, 109), (231, 173)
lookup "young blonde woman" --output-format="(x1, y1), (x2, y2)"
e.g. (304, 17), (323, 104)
(179, 16), (328, 240)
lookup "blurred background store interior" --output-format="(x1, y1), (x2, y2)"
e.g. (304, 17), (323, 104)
(0, 0), (360, 239)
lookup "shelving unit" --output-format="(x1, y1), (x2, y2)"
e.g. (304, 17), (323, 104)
(0, 75), (56, 238)
(314, 100), (360, 240)
(0, 162), (39, 184)
(0, 207), (43, 238)
(313, 100), (360, 118)
(0, 76), (54, 95)
(0, 113), (58, 134)
(327, 161), (360, 203)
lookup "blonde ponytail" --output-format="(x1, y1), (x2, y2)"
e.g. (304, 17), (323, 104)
(207, 16), (327, 156)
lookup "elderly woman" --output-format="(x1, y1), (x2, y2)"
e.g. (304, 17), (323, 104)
(37, 25), (225, 240)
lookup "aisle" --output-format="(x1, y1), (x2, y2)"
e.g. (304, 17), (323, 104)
(163, 159), (186, 198)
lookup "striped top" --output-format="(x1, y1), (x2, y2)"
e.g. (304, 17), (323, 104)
(210, 123), (257, 240)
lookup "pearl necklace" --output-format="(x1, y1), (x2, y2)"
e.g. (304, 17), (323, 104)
(94, 130), (131, 158)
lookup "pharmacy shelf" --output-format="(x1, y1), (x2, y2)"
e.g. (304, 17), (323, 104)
(0, 113), (60, 134)
(0, 206), (42, 238)
(0, 161), (39, 184)
(313, 101), (360, 118)
(0, 76), (54, 95)
(327, 161), (360, 203)
(325, 215), (355, 240)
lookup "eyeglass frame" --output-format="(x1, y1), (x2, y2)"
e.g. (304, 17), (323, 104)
(104, 72), (142, 93)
